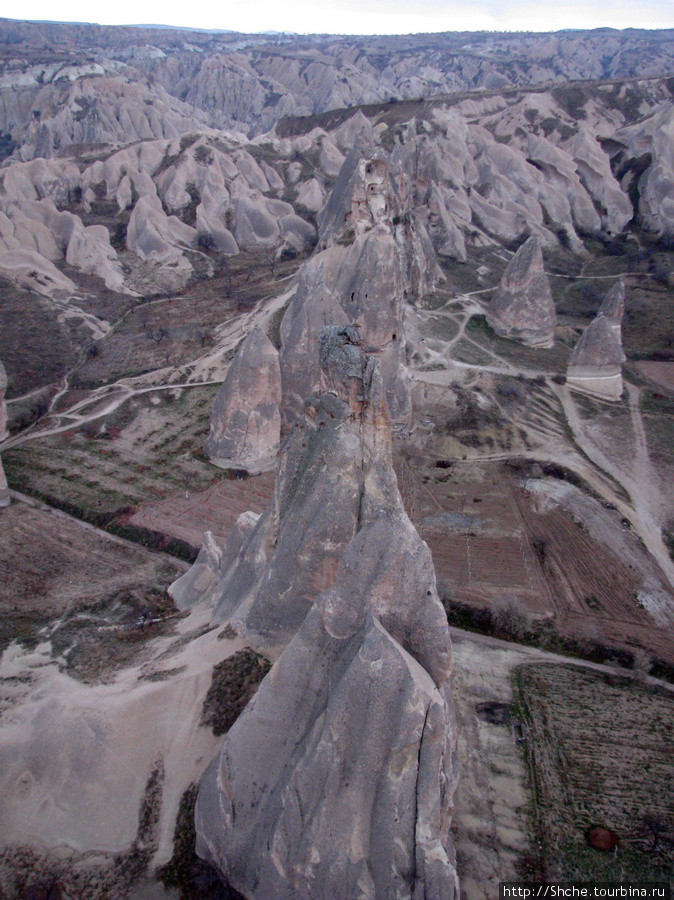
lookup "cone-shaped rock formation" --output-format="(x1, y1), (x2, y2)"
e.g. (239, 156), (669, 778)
(168, 513), (261, 611)
(567, 314), (626, 401)
(487, 234), (557, 347)
(205, 327), (281, 474)
(597, 279), (625, 343)
(194, 328), (458, 900)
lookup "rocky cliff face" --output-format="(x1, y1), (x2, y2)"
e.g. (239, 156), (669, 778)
(486, 235), (557, 347)
(204, 327), (281, 474)
(195, 326), (458, 900)
(4, 22), (674, 145)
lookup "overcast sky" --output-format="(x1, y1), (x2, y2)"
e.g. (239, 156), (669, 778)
(9, 0), (674, 35)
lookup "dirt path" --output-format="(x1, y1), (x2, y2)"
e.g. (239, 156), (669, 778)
(553, 381), (674, 590)
(449, 625), (674, 694)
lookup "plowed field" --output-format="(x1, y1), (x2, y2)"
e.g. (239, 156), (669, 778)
(130, 471), (275, 547)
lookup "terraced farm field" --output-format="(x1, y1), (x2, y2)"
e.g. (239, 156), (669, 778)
(516, 663), (674, 883)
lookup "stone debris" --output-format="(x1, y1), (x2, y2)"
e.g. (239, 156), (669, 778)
(195, 328), (458, 900)
(204, 327), (282, 474)
(487, 234), (557, 348)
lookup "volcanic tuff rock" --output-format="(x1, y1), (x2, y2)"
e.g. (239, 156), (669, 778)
(4, 22), (674, 145)
(280, 148), (436, 430)
(0, 360), (7, 442)
(204, 328), (281, 474)
(0, 133), (317, 293)
(195, 327), (458, 900)
(0, 458), (8, 508)
(203, 325), (399, 656)
(598, 279), (625, 343)
(486, 234), (557, 348)
(168, 531), (223, 611)
(567, 314), (626, 401)
(615, 102), (674, 238)
(169, 513), (262, 612)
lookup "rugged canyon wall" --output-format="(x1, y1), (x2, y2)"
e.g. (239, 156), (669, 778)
(195, 326), (459, 900)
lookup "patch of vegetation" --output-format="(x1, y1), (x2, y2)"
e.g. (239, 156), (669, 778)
(159, 784), (245, 899)
(452, 337), (495, 367)
(465, 314), (571, 373)
(551, 85), (588, 120)
(49, 586), (179, 684)
(418, 314), (460, 343)
(201, 649), (271, 736)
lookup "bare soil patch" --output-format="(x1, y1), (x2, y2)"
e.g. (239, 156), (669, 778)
(396, 453), (674, 666)
(0, 277), (82, 398)
(635, 361), (674, 392)
(396, 457), (551, 616)
(71, 251), (305, 389)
